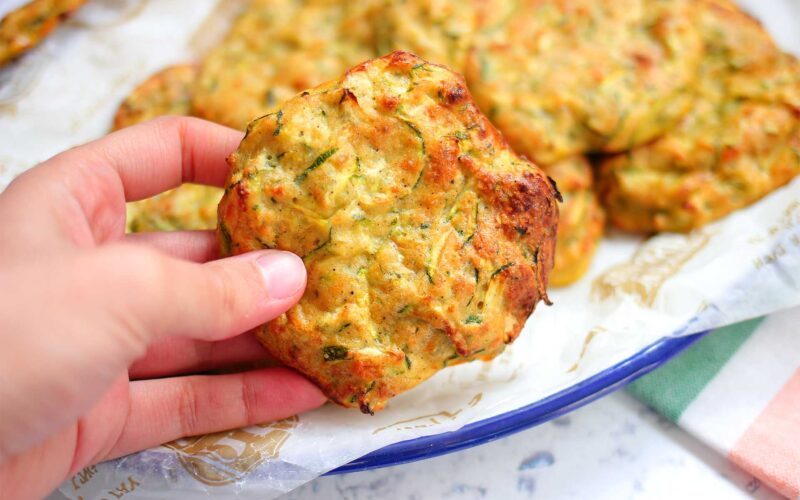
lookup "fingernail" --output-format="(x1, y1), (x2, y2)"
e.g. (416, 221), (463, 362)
(256, 251), (307, 299)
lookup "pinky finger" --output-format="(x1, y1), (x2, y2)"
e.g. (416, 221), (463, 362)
(104, 368), (327, 461)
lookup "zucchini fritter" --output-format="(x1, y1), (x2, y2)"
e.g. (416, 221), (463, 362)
(464, 0), (703, 165)
(545, 157), (604, 287)
(113, 64), (197, 131)
(218, 52), (560, 412)
(598, 0), (800, 233)
(373, 0), (511, 71)
(0, 0), (86, 67)
(126, 185), (222, 233)
(193, 0), (379, 130)
(112, 64), (223, 233)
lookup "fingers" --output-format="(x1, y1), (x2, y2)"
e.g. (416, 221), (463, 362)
(125, 230), (219, 263)
(92, 244), (306, 344)
(0, 117), (241, 247)
(129, 334), (272, 379)
(59, 117), (244, 200)
(105, 367), (327, 461)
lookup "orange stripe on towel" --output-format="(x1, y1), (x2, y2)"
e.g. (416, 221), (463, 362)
(730, 368), (800, 498)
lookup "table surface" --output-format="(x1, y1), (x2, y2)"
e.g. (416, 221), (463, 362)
(47, 390), (781, 500)
(280, 392), (780, 500)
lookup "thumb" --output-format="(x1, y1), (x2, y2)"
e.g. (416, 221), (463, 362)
(95, 244), (307, 343)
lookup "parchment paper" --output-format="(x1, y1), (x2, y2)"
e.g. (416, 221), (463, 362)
(0, 1), (797, 499)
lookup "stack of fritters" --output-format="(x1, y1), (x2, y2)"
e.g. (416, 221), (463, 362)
(115, 0), (799, 281)
(598, 0), (800, 232)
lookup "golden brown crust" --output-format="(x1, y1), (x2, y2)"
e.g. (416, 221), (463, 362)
(218, 51), (559, 412)
(112, 64), (198, 131)
(0, 0), (86, 67)
(597, 0), (800, 233)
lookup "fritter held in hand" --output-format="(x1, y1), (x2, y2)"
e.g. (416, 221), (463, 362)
(0, 0), (86, 67)
(112, 64), (223, 233)
(218, 51), (560, 413)
(464, 0), (703, 165)
(598, 0), (800, 233)
(544, 156), (604, 286)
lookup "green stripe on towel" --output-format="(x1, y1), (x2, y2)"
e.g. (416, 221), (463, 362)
(627, 317), (764, 422)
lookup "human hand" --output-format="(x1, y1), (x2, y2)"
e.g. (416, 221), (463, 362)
(0, 117), (327, 499)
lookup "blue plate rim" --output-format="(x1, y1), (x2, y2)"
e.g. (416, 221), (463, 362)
(328, 331), (706, 475)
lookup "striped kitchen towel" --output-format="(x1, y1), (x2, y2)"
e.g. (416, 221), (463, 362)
(628, 307), (800, 498)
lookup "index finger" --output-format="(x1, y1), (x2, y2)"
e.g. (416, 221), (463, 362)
(57, 116), (243, 201)
(0, 117), (242, 249)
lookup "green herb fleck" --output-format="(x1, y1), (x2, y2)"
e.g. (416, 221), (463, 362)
(398, 304), (412, 314)
(403, 121), (426, 155)
(322, 345), (349, 361)
(465, 315), (482, 325)
(454, 130), (469, 140)
(30, 14), (48, 28)
(420, 223), (430, 229)
(490, 262), (514, 280)
(256, 236), (273, 249)
(296, 147), (337, 183)
(264, 89), (275, 106)
(405, 355), (412, 369)
(303, 227), (333, 260)
(443, 353), (459, 367)
(463, 202), (479, 246)
(479, 54), (490, 80)
(337, 323), (352, 333)
(272, 110), (283, 136)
